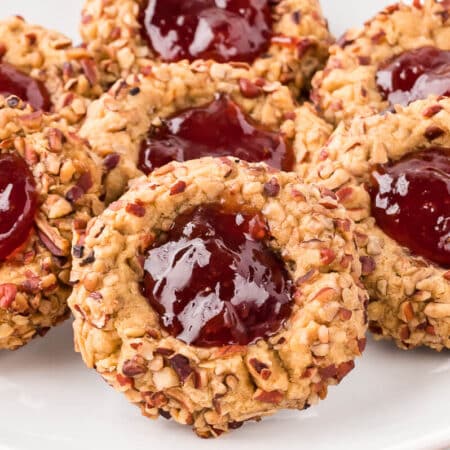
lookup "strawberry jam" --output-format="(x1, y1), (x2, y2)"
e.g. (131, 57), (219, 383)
(138, 95), (293, 174)
(142, 204), (293, 347)
(0, 62), (51, 111)
(369, 147), (450, 268)
(0, 153), (38, 260)
(138, 0), (273, 63)
(376, 47), (450, 108)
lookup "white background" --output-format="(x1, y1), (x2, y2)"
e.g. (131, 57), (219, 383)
(1, 2), (450, 450)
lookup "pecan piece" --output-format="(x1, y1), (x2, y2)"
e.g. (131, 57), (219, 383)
(336, 361), (355, 381)
(170, 180), (187, 196)
(263, 178), (280, 197)
(254, 389), (284, 404)
(424, 126), (445, 141)
(318, 364), (337, 380)
(249, 358), (269, 374)
(422, 104), (443, 118)
(122, 356), (147, 377)
(0, 284), (17, 309)
(360, 256), (376, 276)
(168, 354), (193, 383)
(126, 203), (146, 217)
(320, 248), (336, 265)
(239, 78), (262, 98)
(104, 153), (120, 171)
(358, 338), (367, 353)
(35, 215), (70, 256)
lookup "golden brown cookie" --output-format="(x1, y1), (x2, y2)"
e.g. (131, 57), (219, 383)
(303, 96), (450, 351)
(311, 0), (450, 124)
(68, 157), (367, 437)
(79, 60), (332, 202)
(0, 16), (103, 123)
(80, 0), (332, 95)
(0, 101), (103, 350)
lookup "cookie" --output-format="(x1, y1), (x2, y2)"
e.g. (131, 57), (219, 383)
(68, 157), (367, 437)
(0, 101), (103, 350)
(80, 60), (332, 202)
(311, 0), (450, 124)
(303, 96), (450, 351)
(80, 0), (332, 95)
(0, 16), (103, 123)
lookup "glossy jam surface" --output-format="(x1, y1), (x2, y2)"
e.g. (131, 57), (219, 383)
(369, 147), (450, 268)
(138, 0), (272, 63)
(377, 47), (450, 107)
(0, 153), (38, 260)
(142, 205), (293, 347)
(138, 95), (293, 174)
(0, 63), (51, 111)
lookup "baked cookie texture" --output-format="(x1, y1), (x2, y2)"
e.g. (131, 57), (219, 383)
(311, 0), (450, 124)
(80, 0), (332, 95)
(0, 16), (103, 123)
(79, 60), (332, 202)
(303, 96), (450, 351)
(0, 101), (103, 350)
(68, 157), (368, 438)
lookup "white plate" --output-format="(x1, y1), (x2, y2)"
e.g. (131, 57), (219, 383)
(0, 1), (449, 450)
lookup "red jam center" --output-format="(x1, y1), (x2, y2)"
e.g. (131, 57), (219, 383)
(138, 95), (293, 174)
(376, 47), (450, 107)
(0, 63), (51, 111)
(138, 0), (273, 63)
(0, 153), (38, 260)
(142, 204), (293, 347)
(369, 147), (450, 268)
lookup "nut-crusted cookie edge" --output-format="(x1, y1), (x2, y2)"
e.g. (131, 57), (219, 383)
(303, 96), (450, 350)
(80, 0), (332, 94)
(0, 16), (104, 124)
(68, 157), (367, 437)
(0, 102), (104, 350)
(311, 0), (450, 124)
(80, 61), (332, 202)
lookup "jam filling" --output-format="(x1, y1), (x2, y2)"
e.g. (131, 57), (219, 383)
(142, 204), (293, 347)
(0, 153), (38, 261)
(0, 62), (51, 111)
(376, 46), (450, 108)
(369, 147), (450, 268)
(138, 95), (293, 174)
(138, 0), (273, 63)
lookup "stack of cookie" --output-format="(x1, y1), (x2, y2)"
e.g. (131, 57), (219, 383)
(0, 0), (448, 439)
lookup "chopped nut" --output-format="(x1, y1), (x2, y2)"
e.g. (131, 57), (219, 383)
(249, 358), (269, 374)
(47, 128), (64, 152)
(153, 367), (179, 390)
(263, 178), (280, 197)
(336, 361), (355, 381)
(320, 248), (336, 265)
(311, 343), (329, 356)
(360, 256), (376, 276)
(318, 364), (337, 380)
(424, 303), (450, 319)
(254, 389), (284, 404)
(126, 203), (146, 217)
(422, 104), (443, 117)
(122, 356), (147, 377)
(104, 153), (121, 171)
(239, 78), (262, 98)
(170, 180), (187, 196)
(400, 301), (414, 322)
(424, 125), (445, 141)
(169, 354), (194, 383)
(0, 284), (17, 309)
(339, 308), (353, 321)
